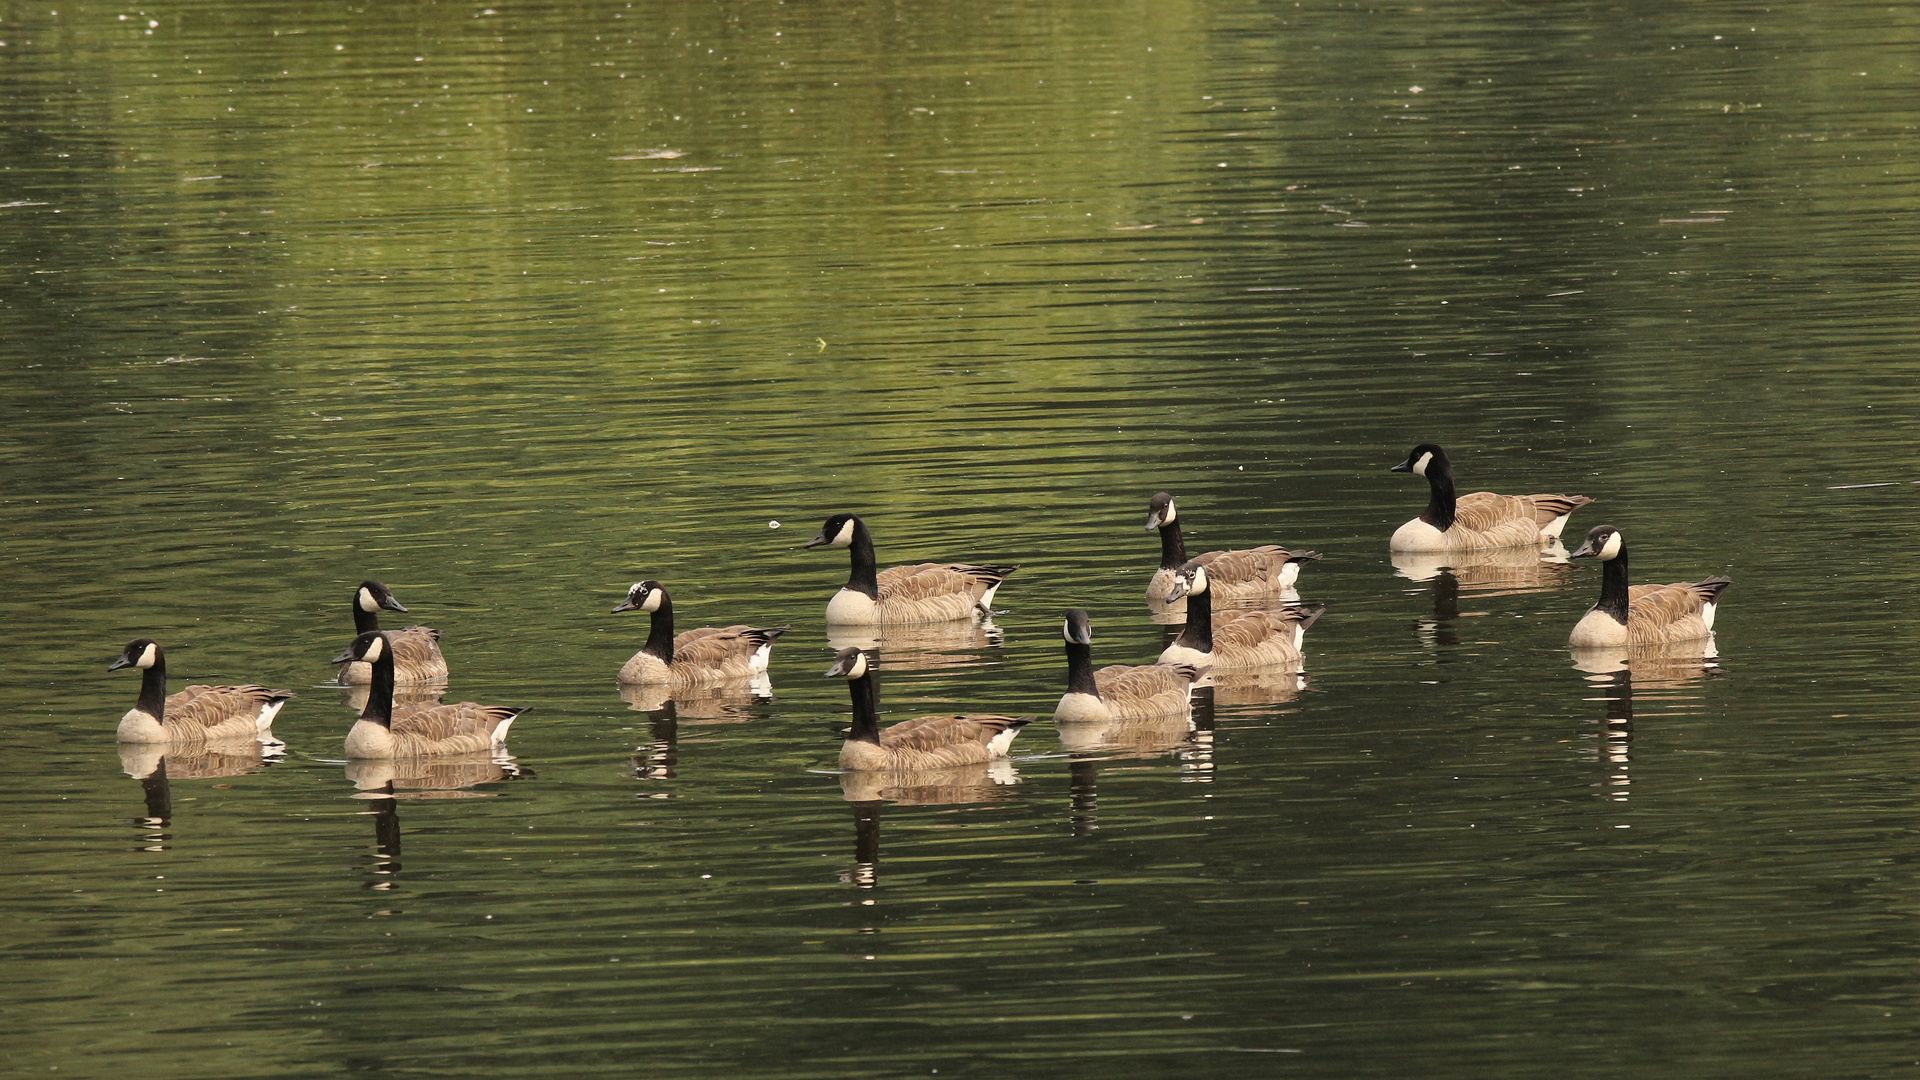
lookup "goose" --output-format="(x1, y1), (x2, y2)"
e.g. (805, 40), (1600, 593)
(1389, 443), (1592, 551)
(1158, 563), (1324, 671)
(333, 631), (524, 758)
(1055, 609), (1204, 722)
(337, 580), (448, 685)
(1143, 492), (1320, 604)
(823, 647), (1030, 770)
(109, 638), (294, 744)
(611, 579), (787, 686)
(804, 513), (1017, 625)
(1567, 525), (1732, 647)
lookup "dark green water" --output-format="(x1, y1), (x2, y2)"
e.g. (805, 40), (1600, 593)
(6, 1), (1920, 1076)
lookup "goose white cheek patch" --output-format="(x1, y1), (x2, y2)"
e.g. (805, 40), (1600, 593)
(832, 518), (856, 547)
(358, 588), (378, 612)
(1413, 452), (1433, 476)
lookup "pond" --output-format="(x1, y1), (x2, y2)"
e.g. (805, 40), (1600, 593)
(5, 0), (1920, 1076)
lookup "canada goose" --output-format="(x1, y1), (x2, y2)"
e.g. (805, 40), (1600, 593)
(823, 647), (1030, 770)
(1055, 609), (1203, 723)
(108, 639), (294, 744)
(611, 580), (787, 687)
(1389, 443), (1592, 551)
(1158, 563), (1324, 671)
(1143, 492), (1320, 605)
(1567, 525), (1731, 647)
(333, 631), (524, 758)
(803, 513), (1017, 625)
(337, 580), (448, 685)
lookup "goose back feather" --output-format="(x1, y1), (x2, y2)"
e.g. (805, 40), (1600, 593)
(1568, 525), (1732, 647)
(1055, 608), (1202, 722)
(1156, 563), (1323, 672)
(109, 639), (294, 744)
(824, 647), (1030, 770)
(336, 631), (524, 758)
(612, 580), (787, 686)
(1390, 444), (1592, 551)
(1144, 493), (1320, 603)
(805, 513), (1016, 625)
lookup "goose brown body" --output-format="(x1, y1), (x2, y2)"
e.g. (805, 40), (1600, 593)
(1390, 444), (1592, 552)
(1143, 493), (1320, 604)
(1568, 526), (1731, 647)
(338, 581), (448, 685)
(805, 513), (1015, 625)
(337, 631), (523, 759)
(1055, 609), (1202, 722)
(825, 647), (1030, 770)
(1156, 563), (1323, 672)
(109, 639), (293, 745)
(612, 581), (786, 687)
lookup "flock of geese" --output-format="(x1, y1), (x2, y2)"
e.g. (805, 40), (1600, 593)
(106, 442), (1732, 781)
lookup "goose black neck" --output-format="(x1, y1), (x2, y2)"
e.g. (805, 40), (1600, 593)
(845, 670), (882, 745)
(1064, 638), (1101, 697)
(361, 644), (396, 728)
(1171, 584), (1214, 653)
(1420, 460), (1458, 532)
(641, 594), (677, 664)
(352, 601), (381, 636)
(1595, 547), (1630, 625)
(137, 652), (168, 720)
(844, 519), (880, 599)
(1157, 521), (1187, 570)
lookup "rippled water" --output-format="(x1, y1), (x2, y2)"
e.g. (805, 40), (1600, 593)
(7, 0), (1920, 1075)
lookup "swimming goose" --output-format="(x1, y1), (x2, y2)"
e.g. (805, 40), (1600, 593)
(1567, 525), (1731, 647)
(823, 647), (1030, 770)
(804, 513), (1017, 625)
(611, 579), (787, 686)
(334, 631), (524, 758)
(1143, 492), (1320, 605)
(1055, 609), (1203, 722)
(1158, 563), (1324, 671)
(109, 638), (294, 744)
(337, 580), (448, 685)
(1389, 443), (1592, 551)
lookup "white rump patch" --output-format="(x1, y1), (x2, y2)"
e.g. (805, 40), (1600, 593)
(491, 713), (517, 744)
(1701, 600), (1718, 631)
(976, 582), (1001, 612)
(751, 642), (773, 673)
(256, 699), (287, 732)
(986, 725), (1022, 757)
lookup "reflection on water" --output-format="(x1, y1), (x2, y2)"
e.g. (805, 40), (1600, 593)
(344, 756), (521, 889)
(1571, 641), (1723, 805)
(825, 619), (1003, 674)
(118, 740), (287, 849)
(836, 761), (1019, 891)
(337, 680), (449, 715)
(618, 680), (769, 722)
(1398, 544), (1573, 652)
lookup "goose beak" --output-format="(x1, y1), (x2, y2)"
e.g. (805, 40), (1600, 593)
(381, 597), (408, 613)
(1165, 576), (1191, 601)
(107, 655), (132, 672)
(822, 660), (847, 677)
(1389, 457), (1413, 473)
(329, 645), (357, 664)
(801, 533), (829, 549)
(610, 599), (640, 613)
(1568, 541), (1595, 559)
(1143, 512), (1162, 531)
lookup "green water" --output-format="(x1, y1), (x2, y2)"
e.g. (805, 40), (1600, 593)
(7, 0), (1920, 1075)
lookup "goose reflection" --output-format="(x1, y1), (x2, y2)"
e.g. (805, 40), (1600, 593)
(1396, 543), (1572, 650)
(1570, 640), (1722, 804)
(835, 760), (1019, 891)
(343, 754), (520, 887)
(118, 739), (286, 849)
(618, 679), (769, 722)
(825, 618), (1003, 673)
(1064, 689), (1217, 836)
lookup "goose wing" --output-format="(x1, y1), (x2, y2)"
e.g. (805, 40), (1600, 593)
(1451, 492), (1542, 534)
(1193, 545), (1321, 589)
(673, 624), (788, 665)
(880, 713), (1028, 752)
(165, 685), (294, 735)
(877, 562), (1015, 603)
(1094, 662), (1197, 700)
(392, 701), (523, 747)
(388, 625), (447, 678)
(1628, 577), (1732, 629)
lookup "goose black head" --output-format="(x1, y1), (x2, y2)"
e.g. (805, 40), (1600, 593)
(1166, 561), (1211, 601)
(1062, 609), (1094, 646)
(1569, 525), (1624, 561)
(804, 513), (860, 550)
(1144, 492), (1176, 531)
(823, 646), (871, 679)
(109, 638), (161, 672)
(1391, 443), (1448, 477)
(331, 630), (388, 666)
(357, 580), (408, 614)
(612, 580), (667, 614)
